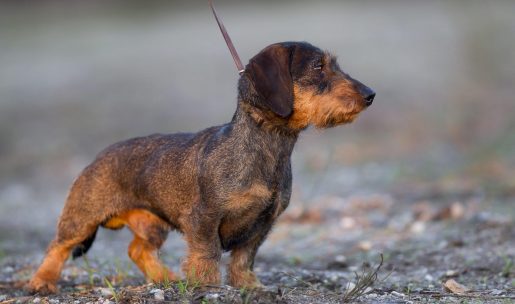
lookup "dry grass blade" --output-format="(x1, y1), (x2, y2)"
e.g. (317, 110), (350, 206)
(342, 253), (384, 303)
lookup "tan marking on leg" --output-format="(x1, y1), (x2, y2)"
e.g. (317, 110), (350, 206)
(128, 236), (176, 283)
(103, 216), (126, 229)
(119, 209), (175, 283)
(27, 240), (74, 294)
(182, 253), (221, 285)
(227, 244), (263, 289)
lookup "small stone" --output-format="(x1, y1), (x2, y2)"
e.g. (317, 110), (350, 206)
(327, 254), (348, 269)
(443, 279), (470, 295)
(410, 221), (426, 234)
(340, 217), (356, 229)
(434, 202), (465, 220)
(335, 255), (346, 263)
(3, 266), (14, 273)
(391, 291), (406, 298)
(344, 282), (356, 292)
(153, 289), (165, 301)
(445, 270), (458, 277)
(424, 274), (434, 281)
(490, 289), (504, 296)
(98, 287), (114, 297)
(0, 295), (7, 302)
(49, 299), (60, 304)
(357, 241), (372, 251)
(205, 293), (220, 300)
(366, 293), (378, 298)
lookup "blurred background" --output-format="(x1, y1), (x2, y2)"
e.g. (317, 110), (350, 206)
(0, 0), (514, 264)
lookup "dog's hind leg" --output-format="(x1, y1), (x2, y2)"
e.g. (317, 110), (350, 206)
(27, 204), (99, 294)
(27, 167), (117, 294)
(108, 209), (176, 283)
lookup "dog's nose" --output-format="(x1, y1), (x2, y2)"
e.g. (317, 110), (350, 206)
(364, 91), (375, 106)
(358, 85), (375, 106)
(349, 77), (375, 107)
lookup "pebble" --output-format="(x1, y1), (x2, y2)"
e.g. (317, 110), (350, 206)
(327, 254), (349, 269)
(335, 255), (347, 263)
(0, 295), (7, 301)
(49, 299), (60, 304)
(98, 287), (114, 297)
(424, 274), (434, 281)
(357, 241), (372, 251)
(490, 289), (504, 296)
(344, 282), (356, 291)
(2, 266), (14, 273)
(391, 291), (406, 298)
(410, 221), (426, 234)
(151, 289), (165, 301)
(340, 217), (356, 229)
(445, 270), (458, 277)
(205, 293), (220, 300)
(327, 272), (342, 282)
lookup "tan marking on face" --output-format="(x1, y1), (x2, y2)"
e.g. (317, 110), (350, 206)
(288, 81), (365, 129)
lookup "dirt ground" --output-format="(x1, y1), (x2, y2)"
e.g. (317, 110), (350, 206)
(1, 159), (513, 303)
(1, 1), (514, 303)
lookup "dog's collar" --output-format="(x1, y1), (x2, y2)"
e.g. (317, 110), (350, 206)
(208, 0), (245, 75)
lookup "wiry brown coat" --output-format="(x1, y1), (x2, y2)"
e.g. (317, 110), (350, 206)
(27, 41), (375, 294)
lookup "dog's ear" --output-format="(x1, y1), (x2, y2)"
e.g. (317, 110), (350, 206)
(246, 44), (293, 117)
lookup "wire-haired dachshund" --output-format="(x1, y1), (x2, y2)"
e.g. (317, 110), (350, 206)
(27, 41), (375, 294)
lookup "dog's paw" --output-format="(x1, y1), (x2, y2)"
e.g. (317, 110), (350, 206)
(182, 257), (222, 285)
(229, 271), (264, 289)
(26, 277), (58, 295)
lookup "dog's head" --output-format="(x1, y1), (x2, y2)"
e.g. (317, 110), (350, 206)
(240, 41), (375, 130)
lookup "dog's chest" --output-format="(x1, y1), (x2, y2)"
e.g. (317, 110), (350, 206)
(218, 178), (290, 250)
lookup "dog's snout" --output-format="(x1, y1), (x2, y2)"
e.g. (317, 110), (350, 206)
(363, 91), (375, 106)
(350, 78), (375, 107)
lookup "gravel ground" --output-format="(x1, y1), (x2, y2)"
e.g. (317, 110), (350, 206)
(1, 178), (513, 303)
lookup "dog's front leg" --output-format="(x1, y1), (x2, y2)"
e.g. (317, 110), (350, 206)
(227, 232), (267, 289)
(181, 210), (222, 285)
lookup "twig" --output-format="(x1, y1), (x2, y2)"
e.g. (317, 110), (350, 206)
(342, 253), (384, 302)
(417, 292), (515, 300)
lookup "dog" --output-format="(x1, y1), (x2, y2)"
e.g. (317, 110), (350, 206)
(27, 41), (375, 294)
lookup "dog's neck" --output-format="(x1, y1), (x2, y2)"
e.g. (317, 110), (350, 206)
(234, 102), (299, 136)
(230, 103), (298, 159)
